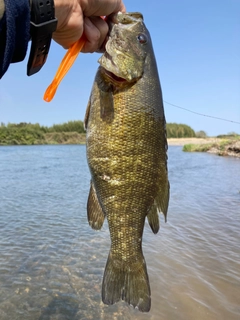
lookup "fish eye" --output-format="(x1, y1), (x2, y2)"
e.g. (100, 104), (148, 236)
(137, 33), (148, 44)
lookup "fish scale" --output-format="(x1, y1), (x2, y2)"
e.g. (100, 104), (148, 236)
(85, 12), (169, 312)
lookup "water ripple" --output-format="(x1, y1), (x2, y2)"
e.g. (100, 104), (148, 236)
(0, 145), (239, 319)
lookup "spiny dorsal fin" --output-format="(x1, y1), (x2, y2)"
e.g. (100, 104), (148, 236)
(87, 181), (105, 230)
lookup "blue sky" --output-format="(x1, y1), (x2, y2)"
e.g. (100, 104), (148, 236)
(1, 0), (239, 136)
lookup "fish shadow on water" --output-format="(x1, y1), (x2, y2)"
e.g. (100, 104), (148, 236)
(38, 295), (80, 320)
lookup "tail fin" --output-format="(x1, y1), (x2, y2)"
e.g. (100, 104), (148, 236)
(102, 252), (151, 312)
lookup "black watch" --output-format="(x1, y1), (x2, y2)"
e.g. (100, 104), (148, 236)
(27, 0), (58, 76)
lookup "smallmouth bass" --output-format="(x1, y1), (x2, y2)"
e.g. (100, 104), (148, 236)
(84, 12), (169, 312)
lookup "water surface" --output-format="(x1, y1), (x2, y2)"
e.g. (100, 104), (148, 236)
(0, 145), (239, 320)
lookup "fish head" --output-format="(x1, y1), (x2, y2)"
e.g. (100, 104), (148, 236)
(98, 12), (151, 84)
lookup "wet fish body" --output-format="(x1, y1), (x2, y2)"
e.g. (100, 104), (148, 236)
(85, 12), (169, 312)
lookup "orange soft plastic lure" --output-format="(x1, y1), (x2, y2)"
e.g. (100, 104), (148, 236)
(44, 17), (106, 102)
(44, 34), (87, 102)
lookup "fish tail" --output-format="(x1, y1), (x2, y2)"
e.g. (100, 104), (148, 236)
(102, 252), (151, 312)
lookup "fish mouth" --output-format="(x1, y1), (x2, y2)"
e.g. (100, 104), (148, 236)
(99, 51), (129, 82)
(101, 66), (139, 87)
(99, 50), (133, 83)
(103, 69), (128, 84)
(99, 51), (141, 85)
(98, 12), (145, 84)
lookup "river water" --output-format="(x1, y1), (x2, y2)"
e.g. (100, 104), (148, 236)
(0, 145), (239, 320)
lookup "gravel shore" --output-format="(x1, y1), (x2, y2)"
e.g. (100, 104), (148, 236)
(167, 138), (219, 146)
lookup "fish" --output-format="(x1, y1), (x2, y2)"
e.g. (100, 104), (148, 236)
(84, 12), (169, 312)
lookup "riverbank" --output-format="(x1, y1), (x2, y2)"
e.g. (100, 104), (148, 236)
(1, 122), (199, 146)
(1, 131), (240, 158)
(44, 132), (86, 145)
(167, 137), (219, 146)
(1, 136), (216, 146)
(0, 132), (86, 146)
(180, 137), (240, 158)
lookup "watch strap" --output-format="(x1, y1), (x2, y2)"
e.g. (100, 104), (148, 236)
(27, 0), (58, 76)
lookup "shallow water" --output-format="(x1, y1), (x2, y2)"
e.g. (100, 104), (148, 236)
(0, 145), (239, 320)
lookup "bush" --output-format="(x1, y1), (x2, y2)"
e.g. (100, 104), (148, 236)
(195, 130), (207, 138)
(48, 120), (85, 133)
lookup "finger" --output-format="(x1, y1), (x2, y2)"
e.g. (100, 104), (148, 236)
(53, 27), (83, 49)
(53, 9), (84, 49)
(82, 16), (108, 53)
(53, 16), (83, 49)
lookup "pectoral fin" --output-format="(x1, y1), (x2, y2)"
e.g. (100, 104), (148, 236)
(99, 84), (114, 123)
(87, 181), (105, 230)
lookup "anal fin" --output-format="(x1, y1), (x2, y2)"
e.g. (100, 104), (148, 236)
(147, 204), (159, 234)
(147, 180), (170, 234)
(155, 180), (170, 222)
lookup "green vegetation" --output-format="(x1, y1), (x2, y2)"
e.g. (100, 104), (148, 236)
(183, 143), (213, 153)
(0, 121), (206, 145)
(0, 121), (86, 145)
(183, 135), (240, 157)
(47, 120), (85, 134)
(217, 132), (239, 139)
(166, 123), (196, 138)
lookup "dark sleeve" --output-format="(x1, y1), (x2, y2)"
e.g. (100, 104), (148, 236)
(0, 0), (30, 79)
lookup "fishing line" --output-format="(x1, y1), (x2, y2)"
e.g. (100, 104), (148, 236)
(163, 100), (240, 125)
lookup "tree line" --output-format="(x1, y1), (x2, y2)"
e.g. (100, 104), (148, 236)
(166, 123), (196, 138)
(0, 121), (85, 145)
(0, 121), (203, 145)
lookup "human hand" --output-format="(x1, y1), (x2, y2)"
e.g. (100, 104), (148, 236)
(53, 0), (126, 52)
